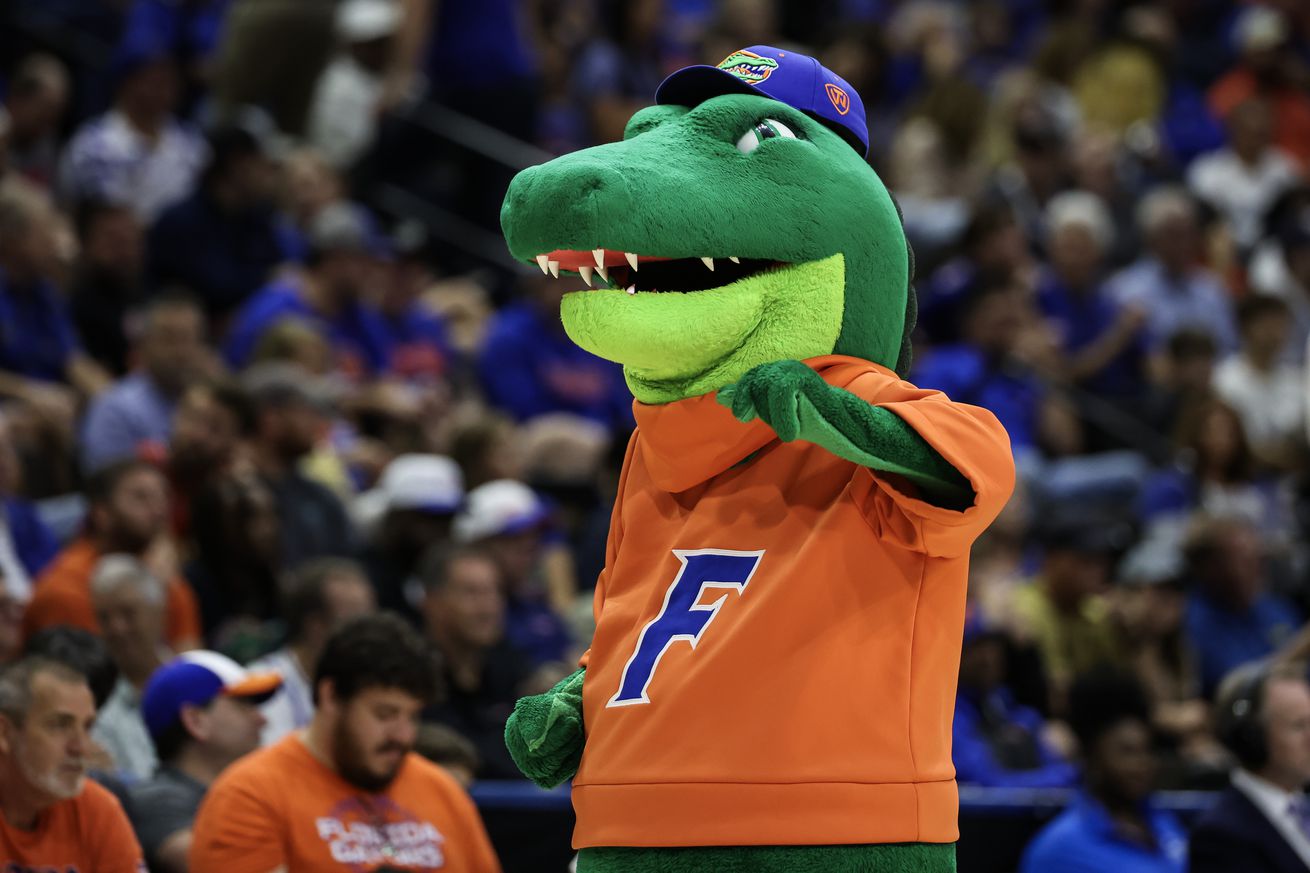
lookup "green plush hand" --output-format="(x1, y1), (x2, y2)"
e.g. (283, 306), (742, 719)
(717, 360), (973, 508)
(504, 667), (587, 789)
(717, 359), (832, 442)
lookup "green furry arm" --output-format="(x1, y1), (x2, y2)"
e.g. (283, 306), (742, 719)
(504, 667), (586, 789)
(717, 360), (973, 509)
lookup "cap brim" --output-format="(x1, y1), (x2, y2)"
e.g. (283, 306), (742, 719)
(225, 672), (282, 703)
(656, 65), (768, 109)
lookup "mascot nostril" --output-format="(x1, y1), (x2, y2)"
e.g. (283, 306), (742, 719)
(501, 44), (1015, 873)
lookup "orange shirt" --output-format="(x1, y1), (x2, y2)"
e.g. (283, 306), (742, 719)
(190, 733), (502, 873)
(0, 778), (145, 872)
(21, 539), (201, 650)
(572, 355), (1014, 849)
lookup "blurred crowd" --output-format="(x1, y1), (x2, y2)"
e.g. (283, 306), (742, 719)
(1, 0), (1310, 870)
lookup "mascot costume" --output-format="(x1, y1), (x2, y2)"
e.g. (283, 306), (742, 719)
(499, 45), (1016, 873)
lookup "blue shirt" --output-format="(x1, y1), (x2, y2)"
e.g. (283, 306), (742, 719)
(1108, 258), (1238, 353)
(953, 687), (1078, 789)
(478, 302), (633, 433)
(505, 596), (572, 667)
(1036, 270), (1147, 398)
(380, 306), (452, 383)
(1019, 793), (1188, 873)
(1187, 590), (1302, 694)
(224, 279), (392, 377)
(0, 274), (80, 382)
(80, 372), (177, 472)
(4, 497), (58, 578)
(911, 344), (1044, 450)
(148, 190), (292, 318)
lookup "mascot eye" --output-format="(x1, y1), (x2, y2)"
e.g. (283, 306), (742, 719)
(735, 119), (800, 153)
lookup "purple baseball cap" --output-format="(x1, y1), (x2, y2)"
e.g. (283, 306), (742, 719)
(655, 45), (869, 157)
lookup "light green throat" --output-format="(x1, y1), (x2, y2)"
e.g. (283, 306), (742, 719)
(561, 255), (845, 404)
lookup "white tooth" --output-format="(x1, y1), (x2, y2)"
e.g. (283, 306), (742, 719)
(596, 265), (609, 283)
(626, 252), (639, 271)
(729, 256), (740, 264)
(626, 285), (637, 295)
(593, 248), (606, 269)
(536, 254), (550, 274)
(701, 257), (715, 271)
(579, 265), (594, 287)
(548, 260), (560, 278)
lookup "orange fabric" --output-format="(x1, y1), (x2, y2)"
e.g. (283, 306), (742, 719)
(20, 539), (202, 650)
(572, 355), (1015, 848)
(189, 734), (502, 873)
(0, 778), (145, 872)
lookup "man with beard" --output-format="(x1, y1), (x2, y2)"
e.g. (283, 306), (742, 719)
(81, 295), (212, 472)
(21, 458), (201, 650)
(190, 612), (501, 872)
(0, 657), (145, 869)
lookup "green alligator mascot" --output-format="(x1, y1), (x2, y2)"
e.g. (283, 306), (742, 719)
(499, 45), (1016, 873)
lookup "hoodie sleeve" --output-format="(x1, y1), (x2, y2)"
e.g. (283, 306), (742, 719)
(846, 369), (1016, 558)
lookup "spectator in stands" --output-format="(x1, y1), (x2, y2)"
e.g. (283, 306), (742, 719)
(478, 272), (633, 435)
(360, 454), (463, 618)
(1142, 329), (1218, 445)
(67, 200), (147, 376)
(952, 610), (1077, 788)
(3, 54), (70, 191)
(59, 46), (205, 223)
(0, 411), (58, 604)
(81, 295), (210, 472)
(0, 657), (146, 870)
(22, 459), (201, 650)
(166, 379), (255, 538)
(148, 118), (288, 320)
(415, 722), (479, 788)
(1208, 6), (1310, 171)
(450, 410), (524, 491)
(0, 186), (111, 407)
(1212, 295), (1303, 468)
(89, 554), (171, 780)
(187, 472), (282, 637)
(1190, 661), (1310, 872)
(1019, 670), (1188, 873)
(912, 278), (1063, 457)
(238, 364), (353, 569)
(986, 104), (1074, 249)
(307, 0), (401, 170)
(378, 222), (453, 384)
(224, 203), (391, 378)
(22, 627), (119, 714)
(1036, 190), (1149, 424)
(131, 650), (280, 873)
(1013, 518), (1124, 711)
(454, 480), (574, 666)
(917, 201), (1033, 346)
(420, 544), (534, 779)
(190, 613), (501, 871)
(1188, 98), (1302, 254)
(248, 558), (375, 745)
(1250, 202), (1310, 359)
(1183, 515), (1301, 695)
(1108, 186), (1238, 355)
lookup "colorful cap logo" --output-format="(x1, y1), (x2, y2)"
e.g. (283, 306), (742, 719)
(825, 82), (850, 116)
(655, 45), (869, 157)
(717, 49), (779, 85)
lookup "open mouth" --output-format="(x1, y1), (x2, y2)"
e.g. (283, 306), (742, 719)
(534, 248), (785, 294)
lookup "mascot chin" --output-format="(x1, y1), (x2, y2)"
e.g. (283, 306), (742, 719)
(499, 45), (1015, 873)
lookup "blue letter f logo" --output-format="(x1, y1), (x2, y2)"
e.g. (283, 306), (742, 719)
(607, 549), (765, 707)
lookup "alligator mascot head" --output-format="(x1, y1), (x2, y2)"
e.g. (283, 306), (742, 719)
(499, 45), (1013, 873)
(502, 45), (915, 405)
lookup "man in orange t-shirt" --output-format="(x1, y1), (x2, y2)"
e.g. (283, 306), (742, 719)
(191, 613), (500, 872)
(0, 656), (145, 871)
(22, 458), (200, 650)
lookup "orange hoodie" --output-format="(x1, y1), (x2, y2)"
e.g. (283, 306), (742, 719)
(571, 355), (1014, 849)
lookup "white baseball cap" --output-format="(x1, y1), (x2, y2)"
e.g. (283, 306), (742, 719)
(378, 454), (465, 514)
(337, 0), (401, 42)
(453, 479), (549, 543)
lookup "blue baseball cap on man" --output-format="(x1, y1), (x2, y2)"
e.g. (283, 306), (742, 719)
(141, 650), (282, 739)
(655, 45), (869, 157)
